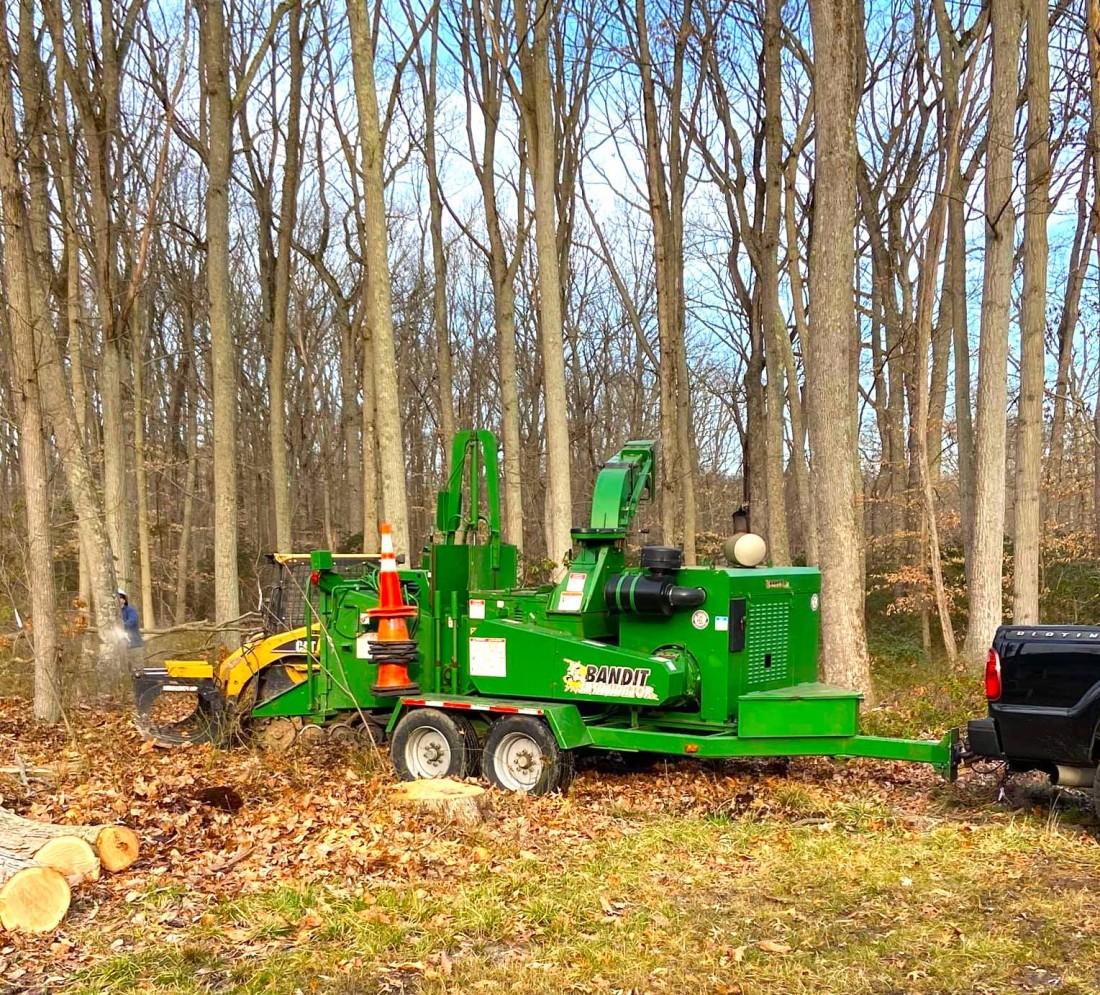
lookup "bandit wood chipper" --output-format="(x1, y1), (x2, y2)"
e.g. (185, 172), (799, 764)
(134, 429), (960, 794)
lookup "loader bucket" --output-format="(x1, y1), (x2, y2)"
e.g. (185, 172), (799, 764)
(132, 669), (226, 746)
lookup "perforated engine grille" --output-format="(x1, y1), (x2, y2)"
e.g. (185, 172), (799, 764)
(746, 599), (790, 687)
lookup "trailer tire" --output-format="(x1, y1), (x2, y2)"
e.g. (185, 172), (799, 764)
(391, 710), (478, 781)
(481, 716), (571, 795)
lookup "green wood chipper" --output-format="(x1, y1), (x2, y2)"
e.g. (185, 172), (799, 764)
(134, 429), (960, 794)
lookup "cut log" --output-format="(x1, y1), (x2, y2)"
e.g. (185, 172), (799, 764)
(0, 850), (71, 933)
(391, 779), (491, 827)
(33, 836), (100, 883)
(0, 809), (140, 872)
(88, 826), (140, 872)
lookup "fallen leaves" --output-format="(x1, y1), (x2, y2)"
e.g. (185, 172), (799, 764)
(0, 696), (1096, 993)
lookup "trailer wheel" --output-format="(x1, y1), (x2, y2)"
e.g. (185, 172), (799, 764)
(481, 716), (571, 795)
(391, 709), (478, 781)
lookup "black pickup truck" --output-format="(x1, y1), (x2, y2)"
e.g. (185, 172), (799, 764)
(967, 624), (1100, 814)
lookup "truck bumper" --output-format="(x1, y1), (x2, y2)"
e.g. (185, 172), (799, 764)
(965, 717), (1002, 759)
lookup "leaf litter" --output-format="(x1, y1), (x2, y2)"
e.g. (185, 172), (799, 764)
(0, 699), (1096, 992)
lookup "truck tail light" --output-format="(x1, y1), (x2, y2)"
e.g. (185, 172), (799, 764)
(985, 648), (1002, 701)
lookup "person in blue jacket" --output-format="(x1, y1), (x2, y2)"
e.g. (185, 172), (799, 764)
(118, 591), (144, 672)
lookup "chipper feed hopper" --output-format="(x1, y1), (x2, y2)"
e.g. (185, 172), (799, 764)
(134, 430), (960, 793)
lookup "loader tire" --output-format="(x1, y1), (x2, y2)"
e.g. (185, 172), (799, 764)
(481, 716), (572, 796)
(391, 710), (478, 781)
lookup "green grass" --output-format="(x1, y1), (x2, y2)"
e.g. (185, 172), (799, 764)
(69, 812), (1100, 995)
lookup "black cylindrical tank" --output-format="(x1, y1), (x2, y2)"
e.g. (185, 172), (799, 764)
(604, 573), (706, 615)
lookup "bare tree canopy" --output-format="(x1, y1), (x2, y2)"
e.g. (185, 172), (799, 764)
(1, 0), (1099, 706)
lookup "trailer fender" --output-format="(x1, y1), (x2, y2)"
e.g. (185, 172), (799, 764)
(540, 703), (592, 750)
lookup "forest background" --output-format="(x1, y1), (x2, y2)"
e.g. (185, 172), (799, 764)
(0, 0), (1098, 723)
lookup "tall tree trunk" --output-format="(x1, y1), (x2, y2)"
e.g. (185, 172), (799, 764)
(784, 160), (819, 563)
(56, 82), (92, 614)
(911, 78), (967, 661)
(347, 0), (411, 556)
(933, 0), (975, 568)
(0, 20), (121, 683)
(948, 193), (974, 566)
(269, 1), (304, 552)
(517, 0), (573, 573)
(806, 0), (872, 694)
(45, 0), (133, 598)
(204, 0), (241, 648)
(174, 303), (198, 621)
(418, 8), (455, 465)
(744, 317), (769, 535)
(1089, 0), (1100, 539)
(965, 0), (1021, 658)
(461, 0), (526, 556)
(132, 302), (156, 629)
(1013, 0), (1049, 623)
(760, 0), (790, 564)
(496, 279), (525, 556)
(1046, 167), (1094, 522)
(633, 0), (698, 562)
(360, 309), (380, 552)
(0, 77), (61, 718)
(339, 306), (362, 539)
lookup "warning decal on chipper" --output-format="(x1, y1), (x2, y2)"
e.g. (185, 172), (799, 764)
(563, 659), (658, 700)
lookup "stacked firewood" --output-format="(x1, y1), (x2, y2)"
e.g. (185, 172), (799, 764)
(0, 808), (139, 932)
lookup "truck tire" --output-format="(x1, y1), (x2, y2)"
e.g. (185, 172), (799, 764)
(481, 716), (572, 795)
(391, 710), (479, 781)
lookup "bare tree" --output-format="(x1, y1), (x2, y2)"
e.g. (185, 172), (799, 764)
(450, 0), (529, 554)
(624, 0), (701, 562)
(270, 0), (306, 551)
(347, 0), (412, 555)
(0, 21), (60, 719)
(806, 0), (871, 693)
(965, 0), (1021, 658)
(1013, 0), (1049, 623)
(512, 0), (573, 571)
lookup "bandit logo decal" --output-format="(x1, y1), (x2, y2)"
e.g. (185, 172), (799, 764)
(562, 658), (658, 700)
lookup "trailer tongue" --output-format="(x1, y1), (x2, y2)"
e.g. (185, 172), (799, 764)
(134, 429), (960, 791)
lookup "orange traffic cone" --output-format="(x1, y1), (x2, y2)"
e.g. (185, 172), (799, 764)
(369, 523), (420, 696)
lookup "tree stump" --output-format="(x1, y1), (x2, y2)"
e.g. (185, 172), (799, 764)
(391, 779), (491, 827)
(0, 849), (71, 933)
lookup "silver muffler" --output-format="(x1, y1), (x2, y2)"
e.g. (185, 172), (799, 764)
(1052, 765), (1096, 788)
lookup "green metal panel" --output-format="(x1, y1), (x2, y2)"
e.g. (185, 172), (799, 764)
(744, 595), (791, 690)
(465, 618), (696, 705)
(737, 682), (861, 737)
(541, 702), (593, 749)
